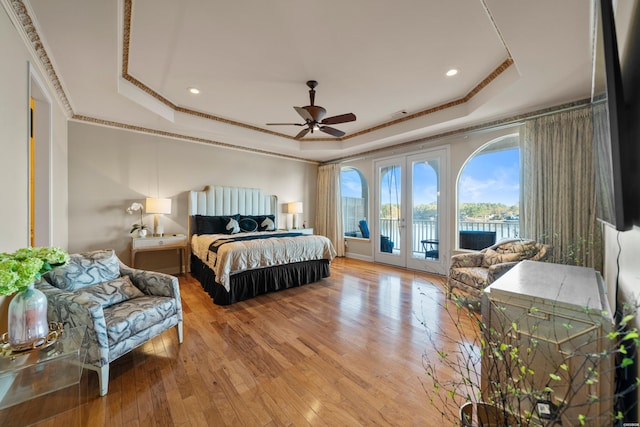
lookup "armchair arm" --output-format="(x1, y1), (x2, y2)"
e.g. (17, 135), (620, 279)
(119, 262), (183, 323)
(119, 262), (180, 299)
(36, 281), (110, 368)
(487, 261), (519, 283)
(450, 252), (485, 269)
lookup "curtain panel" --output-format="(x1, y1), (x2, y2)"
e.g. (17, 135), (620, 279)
(521, 106), (602, 269)
(316, 164), (345, 256)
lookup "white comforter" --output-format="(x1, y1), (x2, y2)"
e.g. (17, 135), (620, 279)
(191, 232), (337, 291)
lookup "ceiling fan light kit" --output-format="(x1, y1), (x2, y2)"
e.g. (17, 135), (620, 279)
(266, 80), (356, 139)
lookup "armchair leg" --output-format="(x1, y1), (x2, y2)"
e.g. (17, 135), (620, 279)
(176, 321), (183, 344)
(98, 365), (109, 396)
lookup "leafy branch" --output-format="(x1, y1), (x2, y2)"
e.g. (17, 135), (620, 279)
(420, 292), (639, 426)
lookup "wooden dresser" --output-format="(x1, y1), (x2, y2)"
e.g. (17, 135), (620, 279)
(481, 260), (615, 425)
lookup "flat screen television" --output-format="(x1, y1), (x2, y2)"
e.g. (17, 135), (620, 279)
(591, 0), (639, 231)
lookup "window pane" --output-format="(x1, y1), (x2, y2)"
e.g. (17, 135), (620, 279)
(413, 160), (439, 259)
(458, 136), (520, 247)
(341, 168), (368, 237)
(379, 164), (402, 253)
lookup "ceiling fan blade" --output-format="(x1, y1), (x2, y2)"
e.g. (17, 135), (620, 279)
(294, 106), (313, 122)
(266, 123), (305, 126)
(319, 126), (345, 137)
(295, 128), (310, 139)
(321, 113), (356, 125)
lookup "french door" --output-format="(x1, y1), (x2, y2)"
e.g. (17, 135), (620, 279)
(374, 148), (448, 275)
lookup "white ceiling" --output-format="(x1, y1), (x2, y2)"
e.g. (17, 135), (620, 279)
(23, 0), (595, 162)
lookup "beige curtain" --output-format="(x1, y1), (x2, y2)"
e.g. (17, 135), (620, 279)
(521, 106), (602, 269)
(316, 164), (345, 256)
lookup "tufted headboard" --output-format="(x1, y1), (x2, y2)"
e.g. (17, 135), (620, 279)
(188, 185), (278, 236)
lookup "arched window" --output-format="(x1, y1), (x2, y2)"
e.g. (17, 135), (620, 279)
(341, 167), (369, 237)
(457, 134), (520, 249)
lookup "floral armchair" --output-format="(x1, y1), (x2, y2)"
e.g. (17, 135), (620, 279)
(36, 249), (183, 396)
(446, 239), (549, 303)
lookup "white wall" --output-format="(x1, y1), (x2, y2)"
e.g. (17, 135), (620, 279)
(67, 121), (318, 273)
(0, 5), (69, 329)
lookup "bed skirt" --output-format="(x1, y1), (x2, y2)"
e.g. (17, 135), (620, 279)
(190, 254), (331, 305)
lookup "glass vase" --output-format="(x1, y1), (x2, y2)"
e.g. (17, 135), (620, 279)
(7, 283), (49, 350)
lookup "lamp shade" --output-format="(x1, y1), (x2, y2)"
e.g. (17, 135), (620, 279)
(288, 202), (303, 214)
(146, 198), (172, 214)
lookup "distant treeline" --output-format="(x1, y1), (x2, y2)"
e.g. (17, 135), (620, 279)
(380, 202), (519, 220)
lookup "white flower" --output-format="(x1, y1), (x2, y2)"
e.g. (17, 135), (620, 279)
(126, 202), (143, 214)
(126, 201), (147, 233)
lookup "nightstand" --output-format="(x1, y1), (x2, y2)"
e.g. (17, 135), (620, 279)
(131, 235), (188, 274)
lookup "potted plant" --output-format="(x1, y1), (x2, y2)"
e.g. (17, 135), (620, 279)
(126, 202), (148, 237)
(421, 293), (639, 426)
(0, 247), (69, 350)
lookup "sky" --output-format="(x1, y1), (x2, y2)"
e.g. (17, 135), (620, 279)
(342, 148), (520, 206)
(458, 149), (520, 206)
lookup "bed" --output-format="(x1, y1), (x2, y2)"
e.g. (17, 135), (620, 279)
(188, 186), (336, 305)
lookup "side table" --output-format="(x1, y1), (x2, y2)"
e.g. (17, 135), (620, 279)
(0, 326), (87, 425)
(131, 235), (188, 274)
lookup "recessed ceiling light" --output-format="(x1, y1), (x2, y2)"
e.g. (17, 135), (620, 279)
(188, 87), (200, 94)
(446, 69), (458, 77)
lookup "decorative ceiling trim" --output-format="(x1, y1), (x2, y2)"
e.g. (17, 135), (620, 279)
(121, 0), (514, 142)
(346, 58), (514, 140)
(9, 0), (517, 162)
(5, 0), (317, 162)
(8, 0), (73, 116)
(71, 114), (318, 163)
(323, 98), (592, 164)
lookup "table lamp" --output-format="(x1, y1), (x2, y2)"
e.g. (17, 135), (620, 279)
(288, 202), (303, 229)
(146, 197), (172, 236)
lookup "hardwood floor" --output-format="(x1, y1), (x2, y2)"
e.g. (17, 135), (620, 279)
(2, 258), (474, 426)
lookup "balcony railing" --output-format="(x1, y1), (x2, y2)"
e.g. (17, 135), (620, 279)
(378, 219), (520, 254)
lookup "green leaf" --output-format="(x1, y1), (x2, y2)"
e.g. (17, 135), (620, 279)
(549, 373), (561, 381)
(621, 358), (634, 369)
(621, 314), (634, 325)
(560, 363), (568, 371)
(579, 414), (586, 425)
(623, 331), (639, 341)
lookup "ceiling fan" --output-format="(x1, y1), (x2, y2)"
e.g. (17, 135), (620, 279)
(266, 80), (356, 139)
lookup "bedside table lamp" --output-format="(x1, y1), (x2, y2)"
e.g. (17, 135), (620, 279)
(288, 202), (303, 229)
(146, 197), (172, 236)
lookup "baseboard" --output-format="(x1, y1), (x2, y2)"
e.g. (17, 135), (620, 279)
(344, 253), (373, 262)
